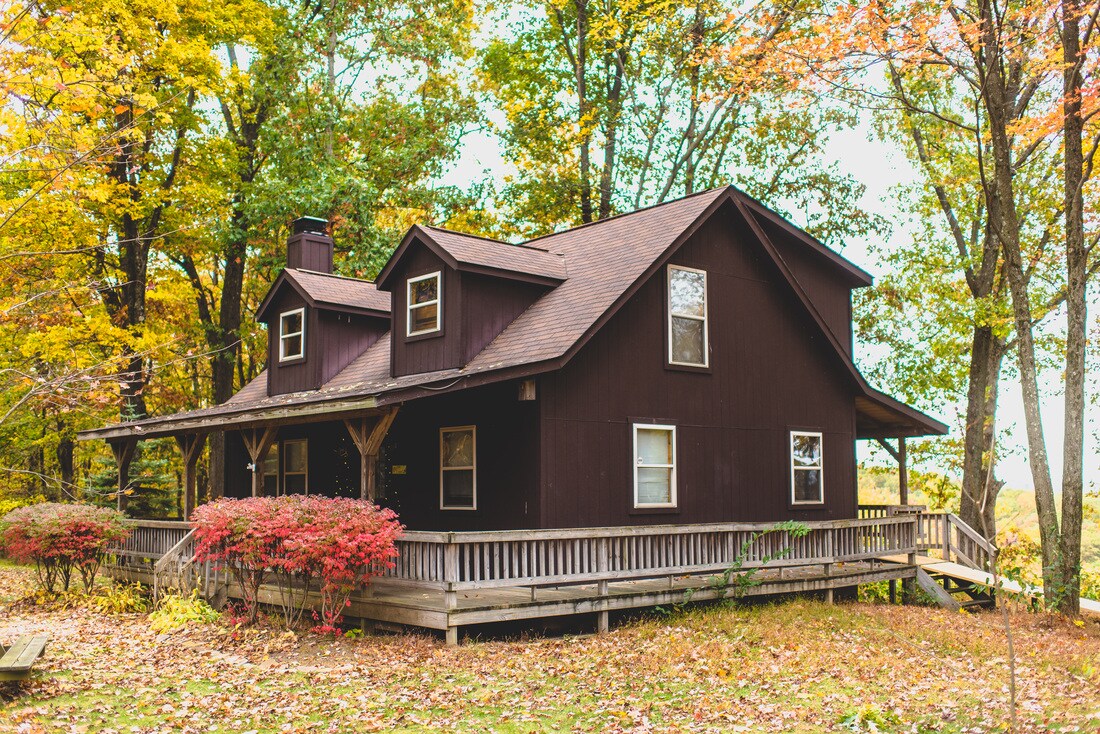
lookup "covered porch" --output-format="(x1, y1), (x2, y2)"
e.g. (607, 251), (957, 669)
(81, 397), (399, 519)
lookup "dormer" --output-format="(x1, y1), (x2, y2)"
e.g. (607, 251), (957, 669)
(376, 225), (567, 377)
(257, 217), (391, 396)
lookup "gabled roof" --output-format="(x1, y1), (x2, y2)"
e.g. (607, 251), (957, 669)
(255, 268), (390, 322)
(80, 186), (946, 441)
(374, 225), (568, 289)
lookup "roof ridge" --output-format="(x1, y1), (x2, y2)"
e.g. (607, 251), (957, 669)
(520, 186), (728, 246)
(422, 225), (558, 255)
(289, 268), (378, 286)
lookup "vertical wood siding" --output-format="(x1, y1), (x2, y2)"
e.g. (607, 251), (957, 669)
(264, 288), (387, 396)
(538, 205), (858, 528)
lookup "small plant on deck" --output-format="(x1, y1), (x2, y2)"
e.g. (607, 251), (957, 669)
(0, 502), (131, 594)
(681, 521), (811, 605)
(190, 496), (403, 630)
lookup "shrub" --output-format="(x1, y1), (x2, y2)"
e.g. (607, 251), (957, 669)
(88, 582), (150, 614)
(0, 503), (131, 593)
(150, 591), (221, 632)
(191, 496), (403, 630)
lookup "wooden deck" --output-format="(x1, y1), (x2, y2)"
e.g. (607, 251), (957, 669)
(106, 514), (921, 643)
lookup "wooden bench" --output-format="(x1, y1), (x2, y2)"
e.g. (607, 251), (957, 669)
(0, 636), (48, 682)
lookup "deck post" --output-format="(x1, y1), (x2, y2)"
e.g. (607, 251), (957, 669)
(108, 438), (137, 513)
(174, 432), (207, 520)
(942, 513), (952, 562)
(597, 538), (610, 634)
(443, 542), (458, 611)
(898, 437), (908, 505)
(825, 588), (834, 604)
(445, 627), (458, 646)
(241, 427), (277, 497)
(344, 408), (398, 501)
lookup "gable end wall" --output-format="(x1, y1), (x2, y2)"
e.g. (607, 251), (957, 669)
(537, 205), (858, 528)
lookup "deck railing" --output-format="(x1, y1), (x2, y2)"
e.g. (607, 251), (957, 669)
(108, 515), (920, 596)
(387, 517), (918, 592)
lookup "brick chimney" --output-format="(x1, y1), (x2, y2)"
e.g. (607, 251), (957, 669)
(286, 216), (334, 273)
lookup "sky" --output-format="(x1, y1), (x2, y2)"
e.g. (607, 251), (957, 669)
(438, 118), (1095, 494)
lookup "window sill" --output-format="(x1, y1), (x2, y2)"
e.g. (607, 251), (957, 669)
(278, 356), (306, 365)
(664, 362), (711, 375)
(406, 328), (444, 343)
(629, 506), (681, 516)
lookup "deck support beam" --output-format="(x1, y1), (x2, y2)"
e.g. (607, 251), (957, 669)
(175, 432), (207, 520)
(875, 437), (908, 505)
(241, 427), (278, 497)
(344, 407), (399, 501)
(108, 438), (137, 513)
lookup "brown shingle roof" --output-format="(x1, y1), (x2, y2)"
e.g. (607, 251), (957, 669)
(78, 187), (945, 440)
(255, 269), (389, 321)
(421, 227), (568, 282)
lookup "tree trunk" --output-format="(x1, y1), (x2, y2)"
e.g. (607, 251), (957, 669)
(1057, 0), (1086, 615)
(597, 49), (624, 219)
(958, 325), (1005, 541)
(575, 0), (593, 223)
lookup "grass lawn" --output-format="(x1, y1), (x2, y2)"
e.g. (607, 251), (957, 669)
(1, 561), (1098, 733)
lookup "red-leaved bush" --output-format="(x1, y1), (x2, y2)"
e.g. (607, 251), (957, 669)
(0, 503), (131, 593)
(190, 496), (403, 630)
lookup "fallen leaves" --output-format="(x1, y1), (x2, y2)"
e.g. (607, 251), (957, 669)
(0, 563), (1098, 732)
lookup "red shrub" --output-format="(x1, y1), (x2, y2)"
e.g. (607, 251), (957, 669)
(0, 503), (131, 593)
(190, 496), (403, 629)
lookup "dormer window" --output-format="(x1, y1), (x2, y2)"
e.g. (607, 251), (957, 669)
(407, 271), (441, 336)
(668, 265), (708, 367)
(279, 307), (305, 361)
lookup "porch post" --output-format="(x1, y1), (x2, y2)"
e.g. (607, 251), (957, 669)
(108, 438), (137, 513)
(898, 437), (908, 505)
(241, 427), (277, 497)
(344, 407), (399, 502)
(175, 432), (207, 520)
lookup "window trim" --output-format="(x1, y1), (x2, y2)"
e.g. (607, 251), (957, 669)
(407, 271), (442, 337)
(282, 438), (309, 495)
(439, 425), (476, 511)
(632, 423), (677, 509)
(667, 265), (709, 368)
(278, 307), (306, 363)
(789, 430), (824, 506)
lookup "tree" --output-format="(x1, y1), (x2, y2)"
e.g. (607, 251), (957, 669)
(481, 0), (882, 245)
(819, 0), (1100, 611)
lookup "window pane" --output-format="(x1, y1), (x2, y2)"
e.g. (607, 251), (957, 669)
(263, 445), (279, 475)
(636, 467), (672, 504)
(442, 429), (474, 468)
(410, 276), (438, 305)
(411, 302), (438, 333)
(670, 268), (705, 316)
(284, 474), (307, 494)
(281, 311), (302, 335)
(671, 316), (705, 364)
(442, 470), (474, 507)
(636, 428), (672, 465)
(281, 334), (303, 358)
(285, 440), (307, 473)
(792, 434), (822, 467)
(794, 469), (822, 503)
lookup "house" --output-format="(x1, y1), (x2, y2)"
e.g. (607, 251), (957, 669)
(80, 186), (946, 530)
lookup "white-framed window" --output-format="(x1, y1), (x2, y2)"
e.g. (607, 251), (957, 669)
(633, 423), (677, 508)
(440, 426), (476, 510)
(668, 265), (708, 367)
(407, 271), (442, 336)
(790, 431), (824, 505)
(279, 307), (305, 362)
(283, 438), (308, 494)
(262, 443), (280, 495)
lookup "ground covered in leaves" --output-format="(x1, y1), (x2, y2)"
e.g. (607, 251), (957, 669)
(1, 562), (1098, 733)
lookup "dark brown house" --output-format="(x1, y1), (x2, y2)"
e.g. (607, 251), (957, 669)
(82, 187), (946, 530)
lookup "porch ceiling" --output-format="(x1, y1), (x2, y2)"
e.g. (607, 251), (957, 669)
(855, 389), (949, 439)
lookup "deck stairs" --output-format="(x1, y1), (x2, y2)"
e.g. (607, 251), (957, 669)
(869, 506), (1100, 615)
